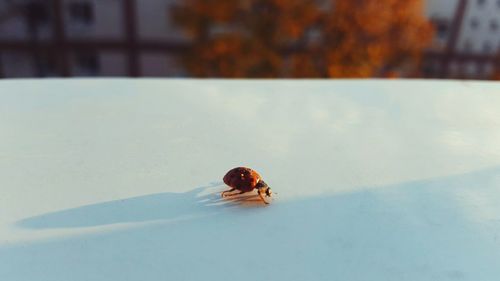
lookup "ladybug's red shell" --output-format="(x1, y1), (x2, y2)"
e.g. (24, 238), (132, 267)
(223, 167), (262, 192)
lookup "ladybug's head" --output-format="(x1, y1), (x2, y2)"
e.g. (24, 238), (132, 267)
(256, 180), (272, 198)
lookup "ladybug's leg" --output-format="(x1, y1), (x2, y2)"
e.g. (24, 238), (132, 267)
(221, 188), (236, 197)
(223, 190), (247, 197)
(258, 189), (270, 204)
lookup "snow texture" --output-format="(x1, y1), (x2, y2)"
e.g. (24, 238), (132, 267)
(1, 79), (500, 280)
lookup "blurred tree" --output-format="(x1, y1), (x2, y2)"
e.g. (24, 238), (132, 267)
(171, 0), (322, 77)
(171, 0), (433, 78)
(321, 0), (433, 78)
(493, 70), (500, 81)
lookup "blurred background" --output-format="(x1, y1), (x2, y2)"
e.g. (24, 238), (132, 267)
(0, 0), (499, 79)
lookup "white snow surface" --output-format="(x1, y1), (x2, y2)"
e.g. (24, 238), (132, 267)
(1, 79), (500, 280)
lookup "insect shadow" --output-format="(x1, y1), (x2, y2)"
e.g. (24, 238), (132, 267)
(17, 182), (265, 230)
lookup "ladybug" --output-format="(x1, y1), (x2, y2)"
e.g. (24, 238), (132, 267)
(221, 167), (273, 204)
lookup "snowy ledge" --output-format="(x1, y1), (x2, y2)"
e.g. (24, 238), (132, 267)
(1, 79), (500, 281)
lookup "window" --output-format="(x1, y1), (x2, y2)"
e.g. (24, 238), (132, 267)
(68, 2), (94, 25)
(76, 52), (99, 75)
(38, 54), (58, 77)
(24, 1), (50, 27)
(485, 63), (494, 75)
(449, 61), (461, 76)
(421, 60), (437, 77)
(476, 62), (485, 75)
(483, 41), (493, 53)
(491, 19), (499, 31)
(436, 22), (449, 38)
(463, 40), (473, 52)
(431, 18), (449, 39)
(470, 18), (479, 29)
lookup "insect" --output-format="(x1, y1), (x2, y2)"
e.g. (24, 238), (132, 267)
(221, 167), (273, 204)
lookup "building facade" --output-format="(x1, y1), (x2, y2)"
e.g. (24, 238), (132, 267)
(424, 0), (500, 79)
(0, 0), (186, 78)
(0, 0), (499, 79)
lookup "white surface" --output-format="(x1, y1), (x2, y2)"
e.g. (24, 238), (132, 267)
(1, 79), (500, 280)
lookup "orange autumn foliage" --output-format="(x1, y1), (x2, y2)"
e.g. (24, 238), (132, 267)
(171, 0), (433, 78)
(322, 0), (433, 77)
